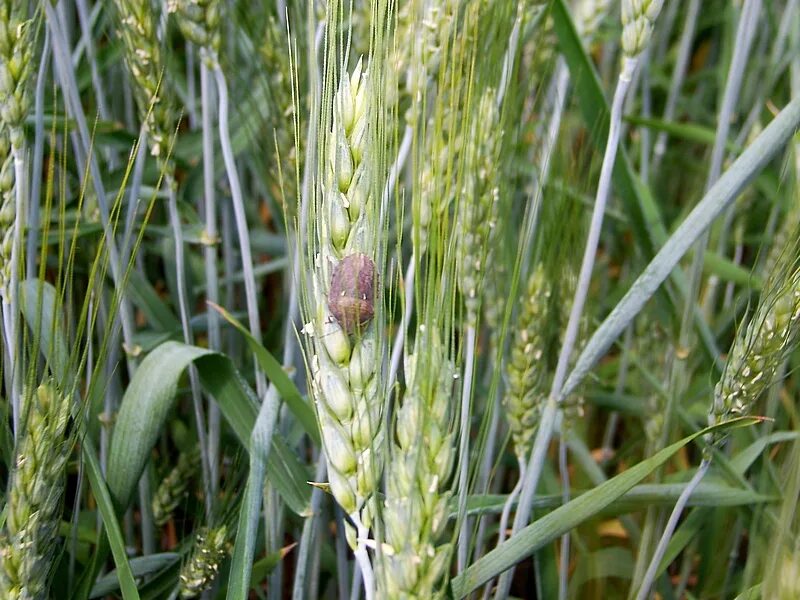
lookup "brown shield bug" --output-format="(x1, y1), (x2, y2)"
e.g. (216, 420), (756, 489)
(328, 252), (376, 335)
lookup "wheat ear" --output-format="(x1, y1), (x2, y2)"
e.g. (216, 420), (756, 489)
(178, 525), (230, 598)
(0, 383), (71, 598)
(456, 86), (502, 569)
(0, 0), (36, 434)
(152, 447), (201, 527)
(303, 59), (383, 599)
(380, 329), (457, 598)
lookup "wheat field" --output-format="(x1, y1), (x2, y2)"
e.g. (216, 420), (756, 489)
(0, 0), (799, 598)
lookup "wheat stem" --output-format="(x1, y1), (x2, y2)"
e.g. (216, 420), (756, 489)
(211, 59), (267, 397)
(481, 469), (525, 600)
(456, 323), (477, 571)
(700, 0), (762, 316)
(651, 0), (700, 173)
(120, 128), (148, 266)
(27, 31), (49, 281)
(292, 455), (327, 600)
(199, 60), (222, 494)
(388, 259), (414, 390)
(495, 60), (638, 599)
(351, 515), (375, 600)
(166, 181), (213, 521)
(558, 434), (571, 600)
(636, 458), (711, 600)
(631, 0), (761, 586)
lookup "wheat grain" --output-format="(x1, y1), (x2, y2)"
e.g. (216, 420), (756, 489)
(621, 0), (664, 59)
(169, 0), (221, 58)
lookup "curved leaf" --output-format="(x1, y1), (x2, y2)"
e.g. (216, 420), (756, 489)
(107, 341), (310, 514)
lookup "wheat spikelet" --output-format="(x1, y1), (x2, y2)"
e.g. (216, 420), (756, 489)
(380, 328), (456, 598)
(152, 447), (201, 526)
(711, 263), (800, 427)
(0, 0), (34, 146)
(113, 0), (175, 162)
(504, 263), (550, 464)
(621, 0), (664, 58)
(575, 0), (612, 41)
(399, 0), (461, 119)
(456, 87), (502, 326)
(169, 0), (221, 58)
(178, 525), (229, 598)
(0, 383), (71, 599)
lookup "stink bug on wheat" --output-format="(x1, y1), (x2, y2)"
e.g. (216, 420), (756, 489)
(328, 253), (376, 335)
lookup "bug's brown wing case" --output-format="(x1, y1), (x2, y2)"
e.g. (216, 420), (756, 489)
(328, 253), (376, 335)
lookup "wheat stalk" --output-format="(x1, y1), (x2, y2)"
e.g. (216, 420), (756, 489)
(496, 2), (665, 596)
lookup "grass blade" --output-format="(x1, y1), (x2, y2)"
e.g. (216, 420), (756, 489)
(560, 96), (800, 400)
(107, 341), (310, 513)
(83, 442), (140, 600)
(450, 417), (762, 597)
(212, 302), (319, 442)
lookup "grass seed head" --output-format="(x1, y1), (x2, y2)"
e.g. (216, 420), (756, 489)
(621, 0), (664, 58)
(152, 447), (201, 527)
(0, 383), (71, 599)
(456, 87), (502, 326)
(179, 525), (229, 598)
(712, 265), (800, 428)
(505, 263), (551, 463)
(381, 329), (456, 598)
(303, 59), (385, 521)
